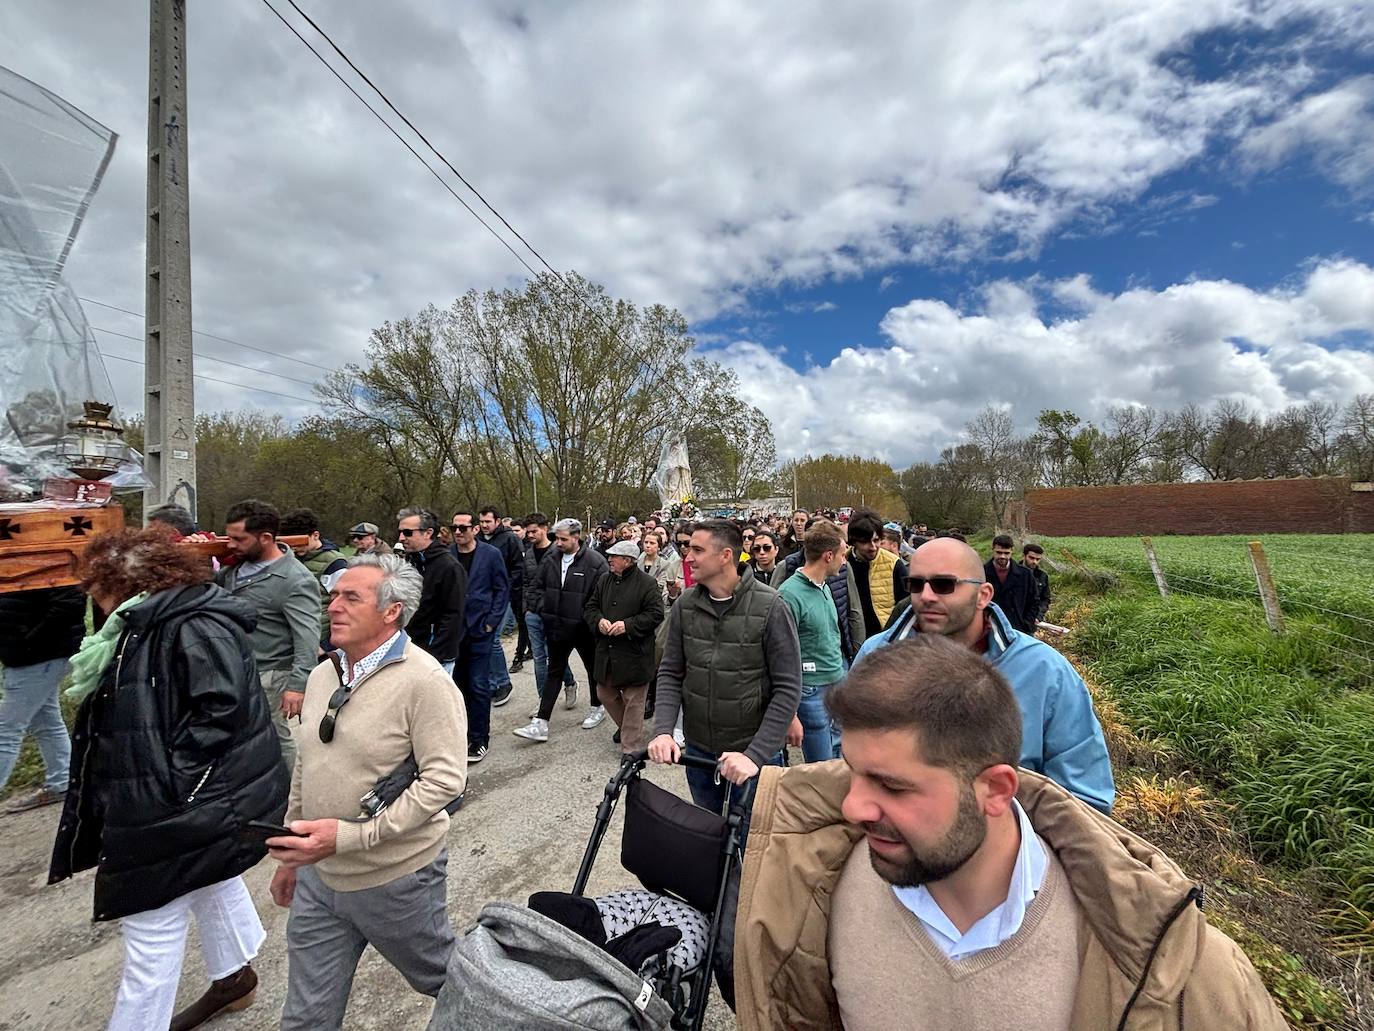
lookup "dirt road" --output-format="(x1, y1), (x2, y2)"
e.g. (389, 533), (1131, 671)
(0, 642), (738, 1030)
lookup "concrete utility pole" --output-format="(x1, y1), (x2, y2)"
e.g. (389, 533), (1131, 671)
(143, 0), (197, 518)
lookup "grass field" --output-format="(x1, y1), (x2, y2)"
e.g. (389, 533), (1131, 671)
(1042, 534), (1374, 1025)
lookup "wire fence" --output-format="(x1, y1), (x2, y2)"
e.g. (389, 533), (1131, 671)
(1052, 540), (1374, 687)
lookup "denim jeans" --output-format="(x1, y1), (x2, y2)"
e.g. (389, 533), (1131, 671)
(796, 681), (843, 764)
(486, 630), (512, 692)
(682, 742), (783, 851)
(456, 632), (495, 749)
(0, 657), (73, 792)
(525, 612), (574, 696)
(500, 603), (517, 635)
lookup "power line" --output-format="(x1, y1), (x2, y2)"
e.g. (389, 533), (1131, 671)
(280, 0), (564, 287)
(98, 347), (320, 405)
(261, 0), (646, 375)
(80, 296), (331, 374)
(258, 0), (545, 285)
(91, 325), (323, 390)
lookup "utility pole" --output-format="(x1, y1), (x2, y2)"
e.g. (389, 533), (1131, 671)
(143, 0), (197, 519)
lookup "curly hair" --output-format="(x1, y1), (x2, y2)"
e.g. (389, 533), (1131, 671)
(79, 526), (211, 605)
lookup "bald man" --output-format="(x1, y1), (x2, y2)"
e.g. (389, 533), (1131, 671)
(853, 538), (1115, 813)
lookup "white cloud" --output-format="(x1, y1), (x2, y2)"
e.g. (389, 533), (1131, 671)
(879, 274), (899, 292)
(0, 1), (1369, 422)
(710, 258), (1374, 465)
(784, 300), (838, 314)
(1240, 76), (1374, 188)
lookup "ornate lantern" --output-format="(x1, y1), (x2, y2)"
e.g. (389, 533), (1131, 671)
(55, 401), (129, 480)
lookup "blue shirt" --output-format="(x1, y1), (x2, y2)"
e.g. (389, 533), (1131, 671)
(892, 799), (1047, 960)
(855, 603), (1115, 813)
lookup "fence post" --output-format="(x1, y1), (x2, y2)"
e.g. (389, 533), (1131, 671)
(1141, 537), (1169, 599)
(1247, 541), (1285, 634)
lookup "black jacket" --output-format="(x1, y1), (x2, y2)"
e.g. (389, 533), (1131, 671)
(537, 545), (608, 641)
(0, 586), (86, 667)
(985, 559), (1039, 635)
(523, 540), (557, 615)
(481, 526), (525, 599)
(1027, 564), (1052, 622)
(585, 565), (664, 688)
(48, 584), (289, 922)
(405, 541), (468, 662)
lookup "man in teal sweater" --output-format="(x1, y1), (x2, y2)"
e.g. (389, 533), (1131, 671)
(778, 520), (847, 763)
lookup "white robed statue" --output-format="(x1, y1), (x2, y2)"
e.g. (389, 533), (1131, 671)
(653, 435), (693, 511)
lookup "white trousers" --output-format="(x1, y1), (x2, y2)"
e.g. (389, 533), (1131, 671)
(108, 875), (266, 1031)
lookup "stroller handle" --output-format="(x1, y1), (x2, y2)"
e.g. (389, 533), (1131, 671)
(623, 747), (721, 774)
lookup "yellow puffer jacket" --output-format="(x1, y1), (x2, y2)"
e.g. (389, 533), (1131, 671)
(860, 546), (898, 626)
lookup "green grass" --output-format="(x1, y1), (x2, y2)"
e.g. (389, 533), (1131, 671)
(1045, 533), (1374, 634)
(1050, 534), (1374, 947)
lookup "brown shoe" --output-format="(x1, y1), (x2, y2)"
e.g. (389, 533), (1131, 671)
(3, 788), (65, 814)
(169, 963), (257, 1031)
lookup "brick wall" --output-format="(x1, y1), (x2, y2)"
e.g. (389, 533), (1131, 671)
(1026, 477), (1374, 537)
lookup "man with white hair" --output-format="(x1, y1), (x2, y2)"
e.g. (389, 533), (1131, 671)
(269, 553), (467, 1029)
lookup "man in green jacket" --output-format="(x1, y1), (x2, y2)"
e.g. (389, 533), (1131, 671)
(647, 518), (801, 843)
(586, 540), (664, 755)
(733, 635), (1287, 1031)
(218, 499), (323, 772)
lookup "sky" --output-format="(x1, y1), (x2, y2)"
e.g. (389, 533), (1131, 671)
(2, 0), (1373, 468)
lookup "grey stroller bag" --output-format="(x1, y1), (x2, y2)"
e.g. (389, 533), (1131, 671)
(428, 900), (676, 1031)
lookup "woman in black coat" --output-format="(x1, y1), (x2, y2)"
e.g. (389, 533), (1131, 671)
(48, 527), (289, 1031)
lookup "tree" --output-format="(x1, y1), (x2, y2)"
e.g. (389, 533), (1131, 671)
(1339, 394), (1374, 481)
(320, 272), (769, 518)
(779, 454), (906, 519)
(965, 405), (1036, 526)
(687, 366), (777, 500)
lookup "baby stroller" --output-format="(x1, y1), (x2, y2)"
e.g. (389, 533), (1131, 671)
(428, 750), (751, 1031)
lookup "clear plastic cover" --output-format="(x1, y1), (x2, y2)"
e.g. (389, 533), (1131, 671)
(0, 64), (134, 502)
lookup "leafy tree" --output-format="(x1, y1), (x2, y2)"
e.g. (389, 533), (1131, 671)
(780, 453), (906, 519)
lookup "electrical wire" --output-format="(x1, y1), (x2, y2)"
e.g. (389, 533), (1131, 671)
(91, 326), (322, 390)
(80, 296), (329, 373)
(98, 348), (320, 405)
(261, 0), (646, 367)
(258, 0), (545, 285)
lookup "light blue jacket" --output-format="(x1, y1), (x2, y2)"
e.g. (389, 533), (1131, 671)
(854, 603), (1115, 813)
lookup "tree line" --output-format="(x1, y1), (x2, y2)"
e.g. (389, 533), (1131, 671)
(121, 272), (777, 538)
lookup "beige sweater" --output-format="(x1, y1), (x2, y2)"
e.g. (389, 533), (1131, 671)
(828, 840), (1081, 1031)
(288, 639), (467, 891)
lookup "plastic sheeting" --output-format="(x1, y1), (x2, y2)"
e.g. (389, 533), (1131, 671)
(0, 64), (128, 501)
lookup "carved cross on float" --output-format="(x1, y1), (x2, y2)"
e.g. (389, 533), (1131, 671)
(63, 516), (94, 537)
(0, 518), (20, 541)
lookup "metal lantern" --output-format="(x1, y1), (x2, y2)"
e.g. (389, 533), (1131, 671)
(55, 401), (129, 480)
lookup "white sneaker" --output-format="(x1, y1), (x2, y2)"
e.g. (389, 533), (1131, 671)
(581, 706), (606, 729)
(564, 681), (578, 710)
(513, 718), (549, 742)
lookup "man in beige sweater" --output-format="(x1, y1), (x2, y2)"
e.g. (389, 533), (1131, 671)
(267, 553), (467, 1031)
(733, 635), (1287, 1031)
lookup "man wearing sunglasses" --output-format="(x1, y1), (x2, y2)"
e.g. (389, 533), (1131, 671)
(448, 511), (510, 764)
(853, 537), (1114, 814)
(270, 554), (466, 1029)
(396, 508), (468, 682)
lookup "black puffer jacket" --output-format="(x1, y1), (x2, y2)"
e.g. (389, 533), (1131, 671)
(537, 545), (608, 641)
(0, 586), (86, 667)
(49, 583), (289, 922)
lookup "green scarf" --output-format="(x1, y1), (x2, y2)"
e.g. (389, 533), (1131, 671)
(65, 592), (149, 702)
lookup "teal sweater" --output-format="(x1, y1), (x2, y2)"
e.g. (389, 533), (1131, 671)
(778, 570), (845, 687)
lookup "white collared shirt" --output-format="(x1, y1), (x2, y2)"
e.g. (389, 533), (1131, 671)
(342, 631), (402, 686)
(892, 798), (1048, 961)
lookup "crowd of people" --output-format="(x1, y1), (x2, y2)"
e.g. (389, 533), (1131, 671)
(0, 499), (1286, 1030)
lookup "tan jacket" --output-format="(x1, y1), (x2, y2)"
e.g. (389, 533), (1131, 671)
(734, 761), (1288, 1031)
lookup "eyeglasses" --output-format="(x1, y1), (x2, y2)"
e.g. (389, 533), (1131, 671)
(318, 684), (354, 743)
(907, 575), (984, 595)
(398, 528), (425, 538)
(451, 523), (475, 533)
